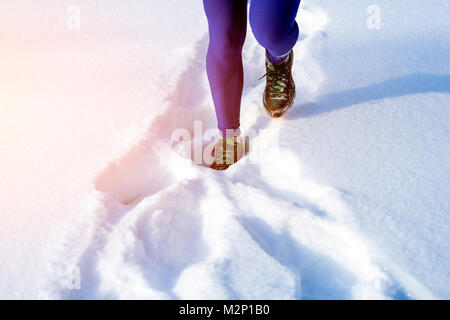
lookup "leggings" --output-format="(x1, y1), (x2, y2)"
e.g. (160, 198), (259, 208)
(203, 0), (301, 135)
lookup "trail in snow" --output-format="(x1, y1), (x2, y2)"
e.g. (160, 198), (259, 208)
(37, 1), (450, 299)
(2, 0), (448, 300)
(37, 6), (425, 300)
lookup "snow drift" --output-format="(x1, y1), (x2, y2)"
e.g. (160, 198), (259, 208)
(2, 0), (449, 299)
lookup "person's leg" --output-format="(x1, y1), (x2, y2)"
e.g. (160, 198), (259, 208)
(249, 0), (301, 118)
(249, 0), (301, 64)
(203, 0), (248, 136)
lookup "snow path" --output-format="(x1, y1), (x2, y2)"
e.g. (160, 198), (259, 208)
(37, 4), (442, 300)
(34, 1), (449, 299)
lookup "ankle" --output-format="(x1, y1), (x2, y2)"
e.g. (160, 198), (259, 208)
(220, 127), (241, 138)
(266, 49), (290, 65)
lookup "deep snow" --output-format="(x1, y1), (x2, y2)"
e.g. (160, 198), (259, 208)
(1, 0), (449, 299)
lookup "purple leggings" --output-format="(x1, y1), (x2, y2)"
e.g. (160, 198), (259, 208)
(203, 0), (301, 135)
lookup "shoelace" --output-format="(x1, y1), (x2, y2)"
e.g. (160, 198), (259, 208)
(213, 137), (238, 165)
(258, 64), (289, 101)
(213, 136), (245, 166)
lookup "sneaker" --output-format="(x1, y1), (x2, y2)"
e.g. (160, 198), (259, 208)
(262, 50), (296, 118)
(210, 135), (244, 171)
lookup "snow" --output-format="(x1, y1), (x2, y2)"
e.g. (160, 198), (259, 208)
(1, 0), (449, 299)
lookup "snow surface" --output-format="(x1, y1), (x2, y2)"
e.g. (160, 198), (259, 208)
(1, 0), (449, 299)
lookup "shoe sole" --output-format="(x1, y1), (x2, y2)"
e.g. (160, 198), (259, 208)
(263, 91), (296, 118)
